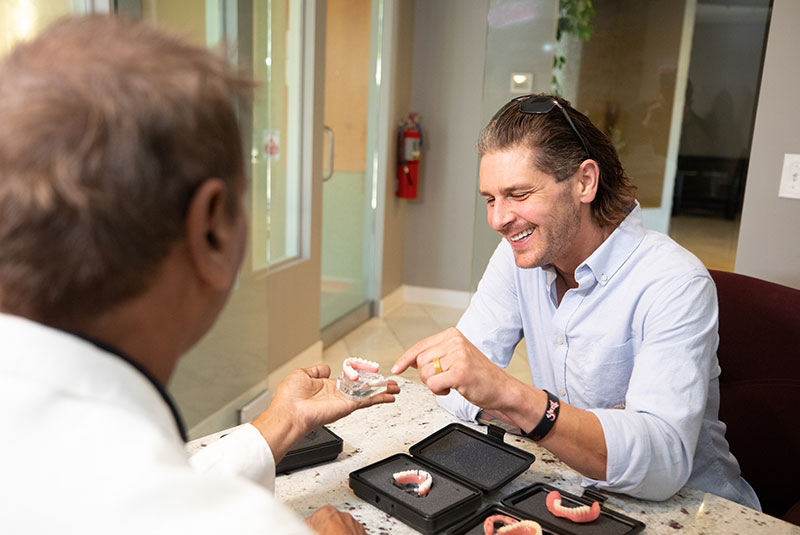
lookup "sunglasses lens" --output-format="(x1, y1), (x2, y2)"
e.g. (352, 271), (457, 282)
(519, 97), (555, 114)
(490, 95), (591, 159)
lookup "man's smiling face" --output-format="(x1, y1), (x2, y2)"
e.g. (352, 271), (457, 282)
(479, 145), (583, 270)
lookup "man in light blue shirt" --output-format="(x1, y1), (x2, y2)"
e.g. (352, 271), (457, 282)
(392, 94), (759, 509)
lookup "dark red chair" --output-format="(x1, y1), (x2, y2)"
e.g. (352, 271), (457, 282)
(710, 269), (800, 525)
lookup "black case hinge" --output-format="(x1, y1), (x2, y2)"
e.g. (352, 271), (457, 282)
(486, 423), (506, 443)
(581, 487), (609, 504)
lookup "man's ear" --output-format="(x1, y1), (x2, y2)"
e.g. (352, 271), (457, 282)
(184, 178), (240, 290)
(575, 159), (600, 204)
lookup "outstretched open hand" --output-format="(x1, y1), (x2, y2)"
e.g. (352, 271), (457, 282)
(274, 364), (400, 432)
(252, 363), (399, 463)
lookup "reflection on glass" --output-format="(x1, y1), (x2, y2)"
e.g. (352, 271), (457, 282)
(251, 0), (302, 269)
(569, 1), (688, 208)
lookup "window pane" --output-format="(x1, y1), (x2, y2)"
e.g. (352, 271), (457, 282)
(252, 0), (302, 269)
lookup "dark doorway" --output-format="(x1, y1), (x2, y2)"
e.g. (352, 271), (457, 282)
(669, 0), (772, 271)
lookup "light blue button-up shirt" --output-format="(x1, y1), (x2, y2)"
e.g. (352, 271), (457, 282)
(440, 204), (760, 509)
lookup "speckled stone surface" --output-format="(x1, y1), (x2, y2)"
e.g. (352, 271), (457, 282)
(269, 379), (797, 534)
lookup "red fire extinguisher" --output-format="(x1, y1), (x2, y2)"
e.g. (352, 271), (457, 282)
(397, 113), (422, 199)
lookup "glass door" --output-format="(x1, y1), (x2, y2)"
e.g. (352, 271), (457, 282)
(319, 0), (379, 335)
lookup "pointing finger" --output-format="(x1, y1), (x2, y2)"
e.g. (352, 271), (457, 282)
(392, 328), (454, 374)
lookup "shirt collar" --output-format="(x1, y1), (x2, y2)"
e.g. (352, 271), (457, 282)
(579, 202), (646, 287)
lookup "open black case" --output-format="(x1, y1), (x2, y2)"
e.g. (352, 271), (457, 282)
(276, 426), (343, 475)
(491, 483), (646, 535)
(349, 423), (535, 534)
(350, 423), (646, 534)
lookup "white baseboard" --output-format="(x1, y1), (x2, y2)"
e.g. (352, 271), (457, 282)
(380, 285), (473, 311)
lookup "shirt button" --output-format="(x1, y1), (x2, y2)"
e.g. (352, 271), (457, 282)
(600, 273), (607, 281)
(556, 337), (564, 345)
(560, 389), (566, 396)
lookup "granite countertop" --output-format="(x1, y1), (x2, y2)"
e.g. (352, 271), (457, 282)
(268, 378), (797, 534)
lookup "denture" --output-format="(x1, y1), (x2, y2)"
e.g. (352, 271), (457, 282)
(342, 357), (380, 381)
(483, 514), (543, 535)
(391, 469), (433, 496)
(336, 357), (388, 400)
(545, 490), (601, 523)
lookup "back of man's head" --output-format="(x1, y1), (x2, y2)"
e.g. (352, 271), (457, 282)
(0, 15), (250, 325)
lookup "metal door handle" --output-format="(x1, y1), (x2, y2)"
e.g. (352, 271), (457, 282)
(323, 125), (334, 181)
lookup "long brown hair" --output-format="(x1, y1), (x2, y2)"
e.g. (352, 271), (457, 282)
(477, 94), (637, 228)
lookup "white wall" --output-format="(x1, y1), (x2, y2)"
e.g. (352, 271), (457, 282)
(735, 0), (800, 289)
(380, 0), (415, 298)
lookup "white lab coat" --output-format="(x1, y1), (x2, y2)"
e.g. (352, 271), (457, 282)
(0, 313), (312, 534)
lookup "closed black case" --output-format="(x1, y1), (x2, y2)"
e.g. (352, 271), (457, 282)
(349, 423), (535, 534)
(276, 426), (343, 474)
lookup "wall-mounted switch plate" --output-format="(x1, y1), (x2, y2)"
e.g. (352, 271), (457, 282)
(779, 153), (800, 199)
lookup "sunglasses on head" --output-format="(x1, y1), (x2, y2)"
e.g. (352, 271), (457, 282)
(493, 95), (592, 160)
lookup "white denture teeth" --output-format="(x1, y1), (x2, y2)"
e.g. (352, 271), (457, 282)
(495, 520), (543, 535)
(392, 469), (433, 496)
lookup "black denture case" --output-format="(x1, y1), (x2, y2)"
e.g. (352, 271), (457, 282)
(349, 423), (535, 534)
(471, 482), (645, 535)
(276, 426), (343, 474)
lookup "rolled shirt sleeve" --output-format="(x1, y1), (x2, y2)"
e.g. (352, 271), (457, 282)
(586, 275), (718, 500)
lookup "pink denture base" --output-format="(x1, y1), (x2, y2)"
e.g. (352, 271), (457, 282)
(342, 357), (380, 381)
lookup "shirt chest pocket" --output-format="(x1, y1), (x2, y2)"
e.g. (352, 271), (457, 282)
(566, 337), (636, 409)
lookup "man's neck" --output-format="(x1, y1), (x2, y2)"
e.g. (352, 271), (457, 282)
(74, 254), (208, 386)
(554, 220), (615, 298)
(76, 297), (183, 386)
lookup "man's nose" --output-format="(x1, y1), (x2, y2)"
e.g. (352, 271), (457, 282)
(489, 199), (514, 231)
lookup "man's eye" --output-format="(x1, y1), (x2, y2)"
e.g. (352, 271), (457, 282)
(511, 192), (530, 200)
(485, 198), (495, 205)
